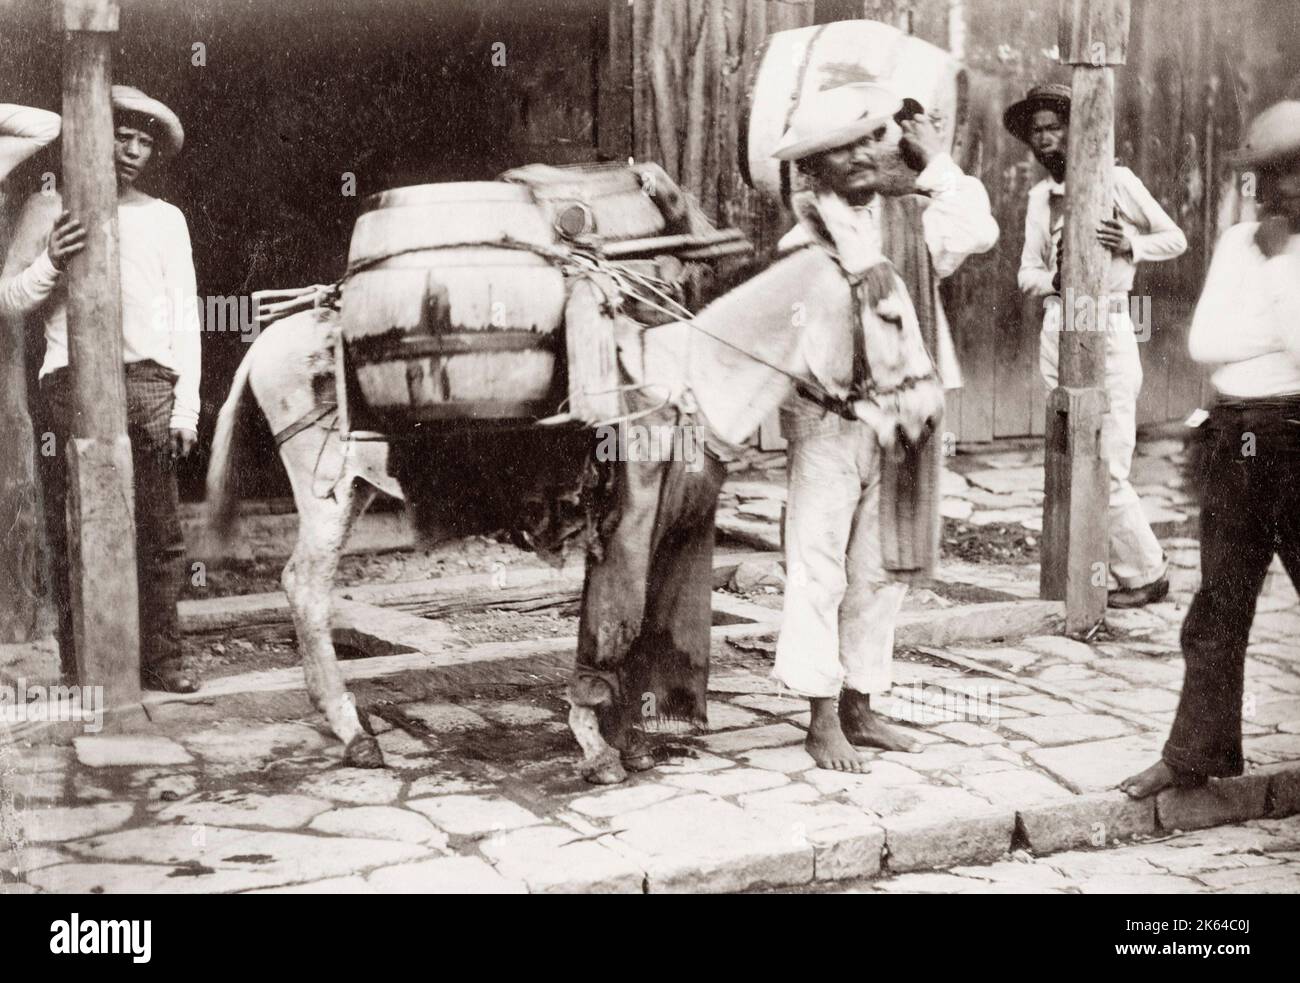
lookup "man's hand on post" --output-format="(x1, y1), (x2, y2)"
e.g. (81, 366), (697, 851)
(47, 211), (87, 270)
(171, 428), (198, 460)
(1096, 218), (1133, 258)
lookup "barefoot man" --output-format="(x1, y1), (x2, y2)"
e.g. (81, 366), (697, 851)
(1122, 102), (1300, 798)
(770, 84), (998, 772)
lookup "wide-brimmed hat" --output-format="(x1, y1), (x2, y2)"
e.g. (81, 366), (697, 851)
(771, 83), (903, 162)
(1227, 101), (1300, 169)
(1002, 83), (1071, 145)
(111, 85), (183, 157)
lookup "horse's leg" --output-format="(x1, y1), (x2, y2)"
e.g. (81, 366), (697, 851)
(280, 436), (384, 767)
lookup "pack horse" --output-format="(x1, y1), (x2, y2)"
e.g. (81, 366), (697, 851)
(203, 158), (942, 783)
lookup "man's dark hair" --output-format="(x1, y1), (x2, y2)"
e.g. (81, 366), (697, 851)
(113, 108), (162, 143)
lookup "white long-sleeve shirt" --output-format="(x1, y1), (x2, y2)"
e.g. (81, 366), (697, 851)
(0, 104), (60, 183)
(1188, 221), (1300, 398)
(0, 191), (201, 431)
(1018, 166), (1188, 302)
(778, 152), (1000, 390)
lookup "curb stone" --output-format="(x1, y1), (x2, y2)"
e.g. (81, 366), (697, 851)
(1016, 791), (1157, 854)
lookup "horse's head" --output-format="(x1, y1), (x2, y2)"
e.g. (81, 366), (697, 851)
(676, 245), (944, 452)
(671, 248), (859, 445)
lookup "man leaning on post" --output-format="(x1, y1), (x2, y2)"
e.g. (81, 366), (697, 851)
(0, 86), (201, 694)
(1005, 82), (1187, 609)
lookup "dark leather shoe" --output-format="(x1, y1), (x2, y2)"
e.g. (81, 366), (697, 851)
(1108, 577), (1169, 609)
(142, 665), (200, 694)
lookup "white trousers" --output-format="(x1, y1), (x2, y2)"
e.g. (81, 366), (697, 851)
(773, 424), (907, 698)
(1040, 319), (1168, 589)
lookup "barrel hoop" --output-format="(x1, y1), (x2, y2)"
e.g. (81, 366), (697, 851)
(786, 23), (828, 132)
(349, 331), (558, 363)
(737, 33), (775, 189)
(344, 236), (572, 284)
(775, 23), (828, 207)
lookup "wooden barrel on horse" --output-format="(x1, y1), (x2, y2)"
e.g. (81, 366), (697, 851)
(338, 182), (569, 425)
(741, 19), (977, 204)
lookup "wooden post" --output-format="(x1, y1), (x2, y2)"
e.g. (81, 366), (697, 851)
(1040, 0), (1129, 634)
(58, 0), (142, 718)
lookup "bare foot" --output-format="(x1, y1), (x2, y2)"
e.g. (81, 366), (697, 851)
(1119, 759), (1197, 799)
(840, 690), (922, 752)
(807, 698), (870, 773)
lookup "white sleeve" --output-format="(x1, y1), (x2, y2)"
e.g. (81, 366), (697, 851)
(915, 152), (999, 279)
(1188, 224), (1254, 365)
(1018, 189), (1057, 298)
(0, 248), (60, 318)
(1116, 167), (1188, 264)
(164, 209), (202, 432)
(1268, 252), (1300, 369)
(0, 105), (60, 183)
(0, 193), (61, 317)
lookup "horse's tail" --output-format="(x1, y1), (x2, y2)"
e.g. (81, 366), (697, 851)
(204, 341), (259, 547)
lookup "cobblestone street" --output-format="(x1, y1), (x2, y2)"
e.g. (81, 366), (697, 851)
(3, 433), (1298, 894)
(819, 816), (1300, 893)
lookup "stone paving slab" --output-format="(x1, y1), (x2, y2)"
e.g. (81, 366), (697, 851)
(4, 434), (1299, 894)
(821, 815), (1300, 894)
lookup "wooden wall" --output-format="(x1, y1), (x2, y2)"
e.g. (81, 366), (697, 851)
(4, 0), (1299, 462)
(0, 0), (610, 499)
(623, 0), (1300, 442)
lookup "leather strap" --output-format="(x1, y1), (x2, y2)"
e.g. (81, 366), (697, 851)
(273, 401), (337, 447)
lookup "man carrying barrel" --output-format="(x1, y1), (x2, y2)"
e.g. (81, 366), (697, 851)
(0, 86), (201, 694)
(1006, 82), (1187, 608)
(769, 84), (998, 773)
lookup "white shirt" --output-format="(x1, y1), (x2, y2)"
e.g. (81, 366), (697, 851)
(1018, 166), (1188, 301)
(1019, 167), (1187, 370)
(778, 152), (1000, 389)
(0, 192), (201, 431)
(1188, 221), (1300, 398)
(0, 104), (60, 183)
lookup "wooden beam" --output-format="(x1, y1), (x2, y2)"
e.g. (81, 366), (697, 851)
(59, 0), (142, 719)
(597, 0), (634, 160)
(1040, 0), (1129, 635)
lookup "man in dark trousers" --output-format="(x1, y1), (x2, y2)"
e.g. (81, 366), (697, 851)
(1122, 101), (1300, 797)
(0, 86), (200, 693)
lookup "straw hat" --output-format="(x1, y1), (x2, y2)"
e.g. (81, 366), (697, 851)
(1002, 82), (1071, 146)
(771, 83), (903, 162)
(1227, 101), (1300, 169)
(111, 85), (184, 157)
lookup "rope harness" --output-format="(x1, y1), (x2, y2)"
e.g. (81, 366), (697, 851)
(271, 234), (865, 457)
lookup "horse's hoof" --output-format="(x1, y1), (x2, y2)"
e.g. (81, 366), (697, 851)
(621, 751), (656, 773)
(580, 748), (627, 785)
(618, 730), (656, 773)
(343, 734), (385, 769)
